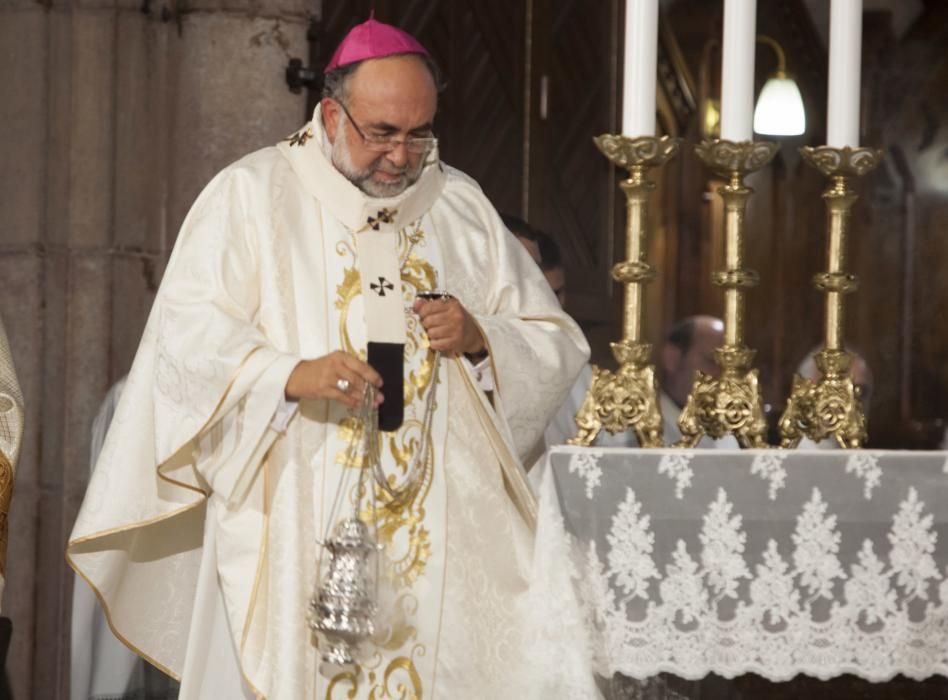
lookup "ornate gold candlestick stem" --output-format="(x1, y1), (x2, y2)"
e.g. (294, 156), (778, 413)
(569, 135), (679, 447)
(678, 139), (779, 448)
(779, 146), (881, 448)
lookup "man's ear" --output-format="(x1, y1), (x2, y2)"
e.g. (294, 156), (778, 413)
(321, 98), (340, 143)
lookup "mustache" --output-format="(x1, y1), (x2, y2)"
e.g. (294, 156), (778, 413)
(372, 160), (408, 176)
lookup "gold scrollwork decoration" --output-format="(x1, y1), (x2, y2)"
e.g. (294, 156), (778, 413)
(326, 667), (361, 698)
(711, 269), (759, 288)
(612, 260), (656, 285)
(812, 271), (858, 294)
(359, 419), (435, 589)
(569, 355), (663, 448)
(780, 375), (866, 448)
(366, 645), (425, 700)
(593, 134), (681, 170)
(799, 145), (883, 178)
(0, 451), (11, 574)
(780, 349), (867, 448)
(695, 139), (779, 175)
(610, 340), (653, 367)
(677, 369), (769, 448)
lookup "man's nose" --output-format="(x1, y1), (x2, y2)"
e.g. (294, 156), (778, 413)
(386, 141), (409, 168)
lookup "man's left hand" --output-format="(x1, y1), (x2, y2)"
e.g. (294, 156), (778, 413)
(413, 297), (485, 355)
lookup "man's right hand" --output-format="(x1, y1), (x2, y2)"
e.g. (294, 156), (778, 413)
(284, 351), (384, 409)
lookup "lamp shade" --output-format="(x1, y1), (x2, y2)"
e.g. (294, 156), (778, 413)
(753, 75), (806, 136)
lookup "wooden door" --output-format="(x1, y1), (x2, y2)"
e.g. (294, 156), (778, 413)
(525, 0), (623, 329)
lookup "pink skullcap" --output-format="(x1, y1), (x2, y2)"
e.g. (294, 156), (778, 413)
(325, 16), (429, 73)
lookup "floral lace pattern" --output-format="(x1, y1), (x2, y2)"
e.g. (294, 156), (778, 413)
(658, 452), (694, 498)
(845, 452), (882, 499)
(537, 448), (948, 682)
(569, 450), (604, 499)
(607, 490), (659, 600)
(750, 452), (788, 500)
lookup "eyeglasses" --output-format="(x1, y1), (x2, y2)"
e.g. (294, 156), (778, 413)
(335, 100), (437, 155)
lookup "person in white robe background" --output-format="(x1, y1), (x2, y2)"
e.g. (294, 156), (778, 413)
(67, 16), (594, 700)
(512, 226), (633, 450)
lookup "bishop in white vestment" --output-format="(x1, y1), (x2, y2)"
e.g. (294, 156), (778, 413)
(68, 17), (596, 700)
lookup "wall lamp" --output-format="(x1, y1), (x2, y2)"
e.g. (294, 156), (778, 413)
(700, 34), (806, 139)
(753, 35), (806, 136)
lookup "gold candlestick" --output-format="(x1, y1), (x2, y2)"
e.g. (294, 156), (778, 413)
(570, 135), (679, 448)
(779, 146), (882, 448)
(677, 139), (779, 448)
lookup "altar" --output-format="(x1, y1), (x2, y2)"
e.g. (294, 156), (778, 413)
(531, 447), (948, 695)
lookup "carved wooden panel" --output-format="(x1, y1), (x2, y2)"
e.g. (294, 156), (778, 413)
(527, 0), (622, 325)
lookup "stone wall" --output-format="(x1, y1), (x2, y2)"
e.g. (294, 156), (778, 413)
(0, 0), (315, 696)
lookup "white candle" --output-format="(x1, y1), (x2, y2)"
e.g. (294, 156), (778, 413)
(720, 0), (757, 141)
(621, 0), (659, 137)
(827, 0), (862, 147)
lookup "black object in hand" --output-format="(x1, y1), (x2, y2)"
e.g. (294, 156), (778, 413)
(367, 341), (404, 431)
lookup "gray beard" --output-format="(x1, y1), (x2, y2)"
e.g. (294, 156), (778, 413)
(330, 132), (424, 199)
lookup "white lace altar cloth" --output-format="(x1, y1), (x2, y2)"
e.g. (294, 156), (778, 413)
(531, 447), (948, 683)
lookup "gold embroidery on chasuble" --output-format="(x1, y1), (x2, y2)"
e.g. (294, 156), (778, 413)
(0, 451), (11, 574)
(285, 126), (314, 147)
(326, 225), (438, 698)
(326, 645), (426, 700)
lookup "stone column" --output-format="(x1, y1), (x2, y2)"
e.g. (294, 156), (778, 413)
(0, 0), (316, 696)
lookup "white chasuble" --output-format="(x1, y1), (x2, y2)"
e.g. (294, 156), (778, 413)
(67, 106), (595, 699)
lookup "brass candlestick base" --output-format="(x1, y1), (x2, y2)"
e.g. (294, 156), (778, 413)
(781, 349), (865, 448)
(570, 135), (679, 448)
(678, 139), (779, 449)
(780, 146), (881, 449)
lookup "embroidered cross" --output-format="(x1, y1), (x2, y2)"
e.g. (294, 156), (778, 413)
(367, 208), (397, 230)
(370, 276), (395, 297)
(286, 127), (313, 147)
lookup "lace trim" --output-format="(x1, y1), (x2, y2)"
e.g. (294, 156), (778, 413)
(568, 482), (948, 681)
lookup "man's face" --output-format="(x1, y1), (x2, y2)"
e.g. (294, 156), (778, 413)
(544, 265), (566, 307)
(323, 55), (437, 198)
(664, 318), (724, 407)
(682, 323), (723, 382)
